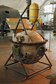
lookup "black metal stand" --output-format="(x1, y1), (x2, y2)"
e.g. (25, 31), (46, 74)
(4, 52), (52, 79)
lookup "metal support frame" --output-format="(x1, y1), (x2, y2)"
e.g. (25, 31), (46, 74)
(26, 0), (31, 19)
(4, 0), (52, 79)
(4, 52), (52, 80)
(14, 4), (30, 34)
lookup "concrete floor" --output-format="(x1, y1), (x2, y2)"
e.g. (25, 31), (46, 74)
(0, 31), (56, 84)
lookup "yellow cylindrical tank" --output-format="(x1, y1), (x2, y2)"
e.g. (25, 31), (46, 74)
(29, 3), (39, 23)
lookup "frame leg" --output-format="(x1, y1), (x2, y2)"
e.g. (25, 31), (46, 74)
(4, 53), (13, 66)
(44, 53), (52, 68)
(38, 53), (52, 69)
(4, 53), (52, 79)
(4, 53), (18, 67)
(20, 63), (29, 78)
